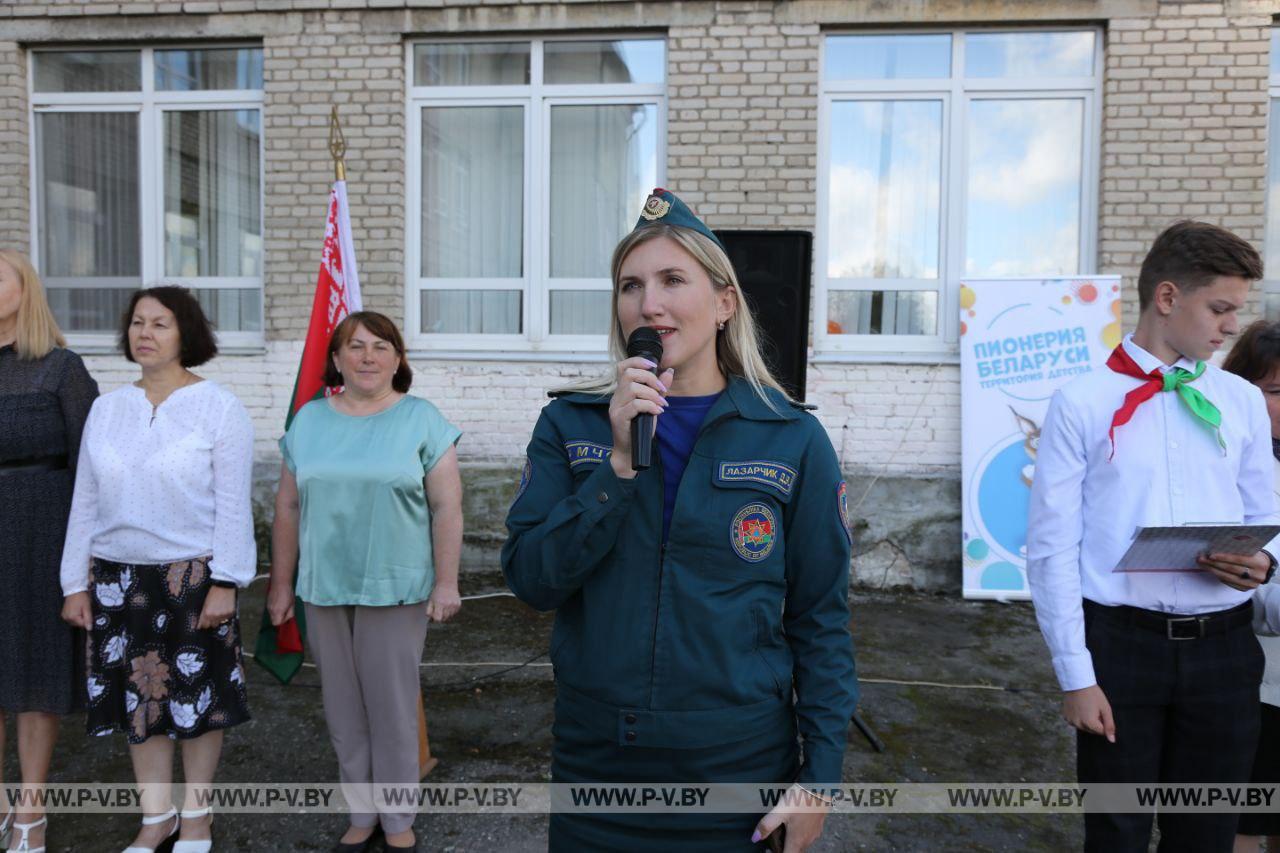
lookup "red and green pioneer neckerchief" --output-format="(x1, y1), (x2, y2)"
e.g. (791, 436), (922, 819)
(1107, 344), (1224, 459)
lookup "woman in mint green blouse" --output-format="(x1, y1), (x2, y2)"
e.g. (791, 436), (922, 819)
(268, 311), (462, 853)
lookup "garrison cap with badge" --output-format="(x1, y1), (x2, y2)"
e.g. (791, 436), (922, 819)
(634, 187), (725, 250)
(501, 188), (857, 846)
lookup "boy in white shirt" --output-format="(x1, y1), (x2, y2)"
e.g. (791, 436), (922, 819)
(1028, 220), (1280, 852)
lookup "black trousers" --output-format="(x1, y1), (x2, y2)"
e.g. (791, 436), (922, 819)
(1079, 599), (1265, 853)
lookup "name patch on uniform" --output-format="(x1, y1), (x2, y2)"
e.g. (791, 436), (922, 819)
(513, 457), (533, 505)
(730, 502), (778, 563)
(836, 480), (853, 546)
(716, 460), (797, 499)
(564, 440), (611, 469)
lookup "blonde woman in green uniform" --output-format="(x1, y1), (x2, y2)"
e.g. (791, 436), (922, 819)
(503, 190), (858, 851)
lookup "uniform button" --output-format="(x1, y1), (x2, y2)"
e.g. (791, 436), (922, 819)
(597, 492), (609, 503)
(625, 714), (637, 724)
(1169, 441), (1178, 449)
(625, 731), (637, 742)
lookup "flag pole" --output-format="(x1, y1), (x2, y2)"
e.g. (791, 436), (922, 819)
(330, 105), (347, 182)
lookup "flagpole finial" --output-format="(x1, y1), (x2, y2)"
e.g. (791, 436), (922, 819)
(329, 105), (347, 182)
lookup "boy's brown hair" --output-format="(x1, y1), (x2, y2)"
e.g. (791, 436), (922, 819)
(1137, 220), (1263, 312)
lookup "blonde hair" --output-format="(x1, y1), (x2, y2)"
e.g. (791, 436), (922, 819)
(0, 249), (66, 360)
(557, 225), (793, 408)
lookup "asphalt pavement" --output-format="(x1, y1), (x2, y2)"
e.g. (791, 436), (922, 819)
(21, 574), (1083, 852)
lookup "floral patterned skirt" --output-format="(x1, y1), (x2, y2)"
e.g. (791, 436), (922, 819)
(86, 556), (250, 743)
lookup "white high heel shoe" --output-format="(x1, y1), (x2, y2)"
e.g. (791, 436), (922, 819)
(8, 816), (45, 853)
(0, 805), (14, 847)
(121, 809), (178, 853)
(173, 807), (212, 853)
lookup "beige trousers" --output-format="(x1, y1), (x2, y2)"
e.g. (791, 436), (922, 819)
(305, 602), (429, 835)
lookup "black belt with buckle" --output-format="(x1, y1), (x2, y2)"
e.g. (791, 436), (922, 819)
(1085, 598), (1254, 640)
(0, 454), (67, 476)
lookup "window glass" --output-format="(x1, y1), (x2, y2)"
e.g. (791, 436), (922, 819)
(413, 43), (531, 86)
(420, 106), (525, 279)
(544, 40), (665, 85)
(824, 35), (951, 81)
(965, 32), (1095, 78)
(421, 290), (522, 334)
(827, 100), (943, 280)
(164, 109), (263, 278)
(155, 47), (264, 91)
(34, 51), (140, 92)
(549, 104), (658, 278)
(965, 98), (1083, 277)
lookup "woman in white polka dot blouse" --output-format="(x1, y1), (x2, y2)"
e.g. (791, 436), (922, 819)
(59, 286), (254, 853)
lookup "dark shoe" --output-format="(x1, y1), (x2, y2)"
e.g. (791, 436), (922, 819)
(384, 844), (417, 852)
(331, 825), (380, 853)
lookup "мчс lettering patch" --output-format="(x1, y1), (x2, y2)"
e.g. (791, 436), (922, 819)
(564, 440), (611, 469)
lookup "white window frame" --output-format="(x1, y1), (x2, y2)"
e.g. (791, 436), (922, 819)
(815, 27), (1103, 359)
(1264, 29), (1280, 320)
(28, 45), (266, 352)
(405, 35), (666, 356)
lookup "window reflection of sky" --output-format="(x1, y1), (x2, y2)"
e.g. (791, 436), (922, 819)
(544, 40), (665, 85)
(965, 99), (1082, 276)
(965, 32), (1094, 78)
(825, 34), (951, 80)
(827, 100), (942, 279)
(1266, 107), (1280, 272)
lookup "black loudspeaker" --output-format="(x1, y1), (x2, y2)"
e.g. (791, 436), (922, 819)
(716, 230), (813, 401)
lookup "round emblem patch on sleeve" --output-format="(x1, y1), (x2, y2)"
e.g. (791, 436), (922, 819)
(730, 503), (778, 563)
(836, 480), (853, 546)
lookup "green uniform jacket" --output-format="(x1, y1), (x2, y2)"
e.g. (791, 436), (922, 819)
(502, 377), (858, 786)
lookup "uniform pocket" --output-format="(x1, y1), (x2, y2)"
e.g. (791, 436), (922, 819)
(752, 609), (788, 697)
(707, 459), (796, 569)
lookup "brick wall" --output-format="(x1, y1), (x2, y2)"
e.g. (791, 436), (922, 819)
(263, 12), (406, 340)
(1101, 2), (1273, 328)
(666, 7), (818, 228)
(0, 42), (29, 249)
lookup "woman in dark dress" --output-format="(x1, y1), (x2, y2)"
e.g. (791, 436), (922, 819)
(0, 249), (98, 852)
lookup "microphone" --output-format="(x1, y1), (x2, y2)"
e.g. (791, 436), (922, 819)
(625, 327), (664, 471)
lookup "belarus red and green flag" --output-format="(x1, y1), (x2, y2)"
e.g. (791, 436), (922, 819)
(254, 179), (362, 684)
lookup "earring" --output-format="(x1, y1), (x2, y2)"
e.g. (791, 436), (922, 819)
(717, 321), (725, 331)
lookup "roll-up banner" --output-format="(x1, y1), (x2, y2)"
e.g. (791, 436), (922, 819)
(960, 276), (1123, 600)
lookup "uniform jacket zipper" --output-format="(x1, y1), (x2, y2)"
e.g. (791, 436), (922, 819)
(646, 407), (736, 709)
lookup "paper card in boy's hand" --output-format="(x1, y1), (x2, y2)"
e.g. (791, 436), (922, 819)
(1113, 524), (1280, 572)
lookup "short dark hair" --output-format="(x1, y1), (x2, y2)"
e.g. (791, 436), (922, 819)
(1222, 320), (1280, 383)
(119, 286), (218, 367)
(322, 311), (413, 393)
(1137, 220), (1263, 312)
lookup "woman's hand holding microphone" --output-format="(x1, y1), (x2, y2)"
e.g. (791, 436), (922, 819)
(608, 357), (673, 480)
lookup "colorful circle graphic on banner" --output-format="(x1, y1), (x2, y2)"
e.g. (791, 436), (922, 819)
(967, 434), (1031, 591)
(981, 562), (1024, 591)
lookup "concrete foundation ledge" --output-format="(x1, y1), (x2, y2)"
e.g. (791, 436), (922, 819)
(249, 461), (962, 592)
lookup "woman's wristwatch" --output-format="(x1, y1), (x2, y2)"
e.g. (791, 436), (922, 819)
(1264, 551), (1278, 585)
(210, 579), (238, 590)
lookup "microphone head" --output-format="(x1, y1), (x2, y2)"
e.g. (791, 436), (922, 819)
(625, 326), (664, 365)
